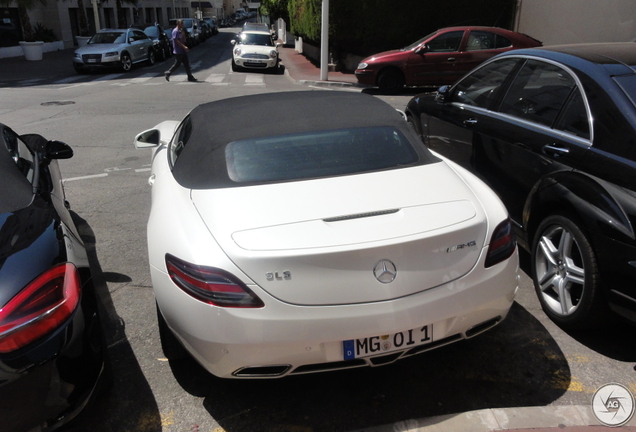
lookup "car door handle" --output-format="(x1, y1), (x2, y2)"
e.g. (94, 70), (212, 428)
(542, 144), (570, 158)
(447, 57), (456, 62)
(463, 118), (478, 126)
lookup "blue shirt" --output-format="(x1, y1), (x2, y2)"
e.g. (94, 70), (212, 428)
(171, 27), (187, 55)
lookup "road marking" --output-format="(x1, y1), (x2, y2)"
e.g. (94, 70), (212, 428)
(245, 75), (264, 85)
(135, 168), (151, 172)
(63, 173), (108, 183)
(205, 73), (225, 83)
(128, 73), (156, 84)
(94, 73), (124, 81)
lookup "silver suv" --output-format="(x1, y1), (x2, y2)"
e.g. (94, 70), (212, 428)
(73, 28), (156, 73)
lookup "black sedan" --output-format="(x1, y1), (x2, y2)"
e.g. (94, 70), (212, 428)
(0, 124), (110, 431)
(134, 23), (172, 61)
(405, 43), (636, 329)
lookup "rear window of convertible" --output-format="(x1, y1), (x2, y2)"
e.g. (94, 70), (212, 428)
(225, 126), (420, 183)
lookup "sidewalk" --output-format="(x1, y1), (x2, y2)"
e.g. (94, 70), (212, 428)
(276, 44), (363, 88)
(2, 42), (636, 432)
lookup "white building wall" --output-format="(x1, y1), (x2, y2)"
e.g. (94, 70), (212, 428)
(515, 0), (636, 45)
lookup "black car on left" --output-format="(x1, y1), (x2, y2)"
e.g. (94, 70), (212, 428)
(405, 43), (636, 329)
(0, 124), (110, 432)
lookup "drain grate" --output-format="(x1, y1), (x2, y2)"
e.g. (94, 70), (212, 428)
(40, 101), (76, 106)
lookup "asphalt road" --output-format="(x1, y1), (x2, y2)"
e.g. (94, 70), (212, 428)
(0, 28), (635, 432)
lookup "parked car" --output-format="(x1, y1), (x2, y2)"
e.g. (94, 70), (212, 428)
(133, 91), (518, 378)
(231, 29), (281, 72)
(201, 17), (218, 35)
(73, 28), (156, 73)
(199, 21), (212, 40)
(0, 123), (110, 431)
(405, 43), (636, 329)
(355, 26), (542, 93)
(133, 22), (172, 60)
(169, 18), (201, 47)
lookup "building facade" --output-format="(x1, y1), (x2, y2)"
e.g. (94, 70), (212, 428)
(0, 0), (249, 53)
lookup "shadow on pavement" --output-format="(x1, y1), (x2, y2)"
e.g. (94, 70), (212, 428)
(65, 212), (162, 432)
(167, 302), (569, 432)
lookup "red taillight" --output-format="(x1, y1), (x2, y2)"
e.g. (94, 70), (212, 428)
(485, 219), (517, 268)
(166, 254), (264, 308)
(0, 263), (81, 353)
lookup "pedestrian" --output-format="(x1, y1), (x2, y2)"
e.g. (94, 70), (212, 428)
(165, 19), (197, 82)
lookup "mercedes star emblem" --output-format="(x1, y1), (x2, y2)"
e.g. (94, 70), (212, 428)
(374, 259), (397, 284)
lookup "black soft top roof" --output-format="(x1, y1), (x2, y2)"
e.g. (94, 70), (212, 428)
(172, 91), (435, 189)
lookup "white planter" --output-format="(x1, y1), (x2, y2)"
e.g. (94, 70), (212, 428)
(19, 41), (44, 61)
(76, 36), (91, 47)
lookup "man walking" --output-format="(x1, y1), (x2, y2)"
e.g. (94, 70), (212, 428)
(165, 19), (197, 82)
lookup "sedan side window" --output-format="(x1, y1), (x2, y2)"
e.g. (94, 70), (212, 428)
(427, 31), (464, 52)
(554, 87), (590, 139)
(465, 31), (512, 51)
(500, 60), (576, 127)
(451, 58), (519, 108)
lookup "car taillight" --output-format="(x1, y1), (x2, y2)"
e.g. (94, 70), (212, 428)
(485, 219), (517, 268)
(0, 263), (81, 353)
(166, 254), (264, 308)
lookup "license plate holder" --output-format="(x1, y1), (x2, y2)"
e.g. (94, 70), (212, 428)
(343, 325), (432, 360)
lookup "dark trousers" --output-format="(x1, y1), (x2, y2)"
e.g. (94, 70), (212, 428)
(166, 53), (193, 78)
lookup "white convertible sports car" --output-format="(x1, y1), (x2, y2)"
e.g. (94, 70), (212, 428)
(134, 91), (519, 379)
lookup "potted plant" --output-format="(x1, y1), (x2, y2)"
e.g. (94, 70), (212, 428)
(0, 0), (46, 60)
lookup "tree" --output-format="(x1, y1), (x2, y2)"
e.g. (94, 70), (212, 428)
(0, 0), (45, 41)
(260, 0), (289, 23)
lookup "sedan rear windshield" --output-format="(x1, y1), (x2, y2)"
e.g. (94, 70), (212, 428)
(225, 126), (419, 183)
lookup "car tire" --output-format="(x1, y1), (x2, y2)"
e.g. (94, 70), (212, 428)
(531, 214), (608, 329)
(231, 59), (240, 72)
(147, 48), (156, 66)
(157, 303), (188, 360)
(121, 53), (132, 71)
(377, 69), (405, 93)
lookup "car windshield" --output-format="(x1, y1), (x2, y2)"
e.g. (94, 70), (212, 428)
(182, 20), (193, 29)
(238, 33), (273, 46)
(90, 32), (126, 44)
(143, 27), (159, 37)
(225, 126), (419, 183)
(403, 31), (437, 50)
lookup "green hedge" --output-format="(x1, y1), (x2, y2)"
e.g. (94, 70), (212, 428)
(286, 0), (517, 57)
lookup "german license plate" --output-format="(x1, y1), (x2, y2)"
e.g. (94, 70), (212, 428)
(245, 60), (263, 64)
(87, 59), (97, 63)
(343, 325), (432, 360)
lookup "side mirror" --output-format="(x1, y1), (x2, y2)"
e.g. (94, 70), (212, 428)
(230, 40), (236, 45)
(415, 44), (429, 54)
(134, 129), (160, 149)
(275, 42), (282, 48)
(435, 85), (452, 103)
(45, 140), (74, 160)
(129, 38), (134, 44)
